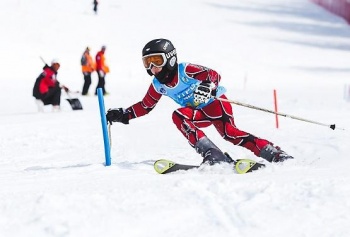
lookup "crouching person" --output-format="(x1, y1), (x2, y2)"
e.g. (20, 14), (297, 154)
(33, 59), (68, 111)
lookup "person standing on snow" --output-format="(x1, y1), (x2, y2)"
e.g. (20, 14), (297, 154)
(95, 45), (109, 95)
(33, 59), (68, 111)
(93, 0), (98, 14)
(106, 39), (293, 165)
(81, 47), (95, 95)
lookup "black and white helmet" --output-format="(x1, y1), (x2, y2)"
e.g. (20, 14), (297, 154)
(142, 39), (177, 82)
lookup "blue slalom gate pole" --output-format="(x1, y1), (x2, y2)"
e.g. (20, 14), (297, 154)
(97, 88), (111, 166)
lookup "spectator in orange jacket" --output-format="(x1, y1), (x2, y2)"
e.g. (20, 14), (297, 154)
(81, 47), (95, 95)
(95, 45), (110, 95)
(32, 59), (68, 111)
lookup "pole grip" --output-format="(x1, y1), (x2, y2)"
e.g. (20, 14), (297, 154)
(97, 88), (111, 166)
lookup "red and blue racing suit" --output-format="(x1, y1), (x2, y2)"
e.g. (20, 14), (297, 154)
(125, 62), (270, 156)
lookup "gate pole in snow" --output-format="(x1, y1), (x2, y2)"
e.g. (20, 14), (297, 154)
(97, 88), (111, 166)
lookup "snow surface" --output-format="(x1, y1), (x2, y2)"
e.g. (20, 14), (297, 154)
(1, 0), (350, 236)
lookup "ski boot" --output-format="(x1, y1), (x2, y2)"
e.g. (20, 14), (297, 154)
(195, 137), (233, 165)
(259, 144), (294, 162)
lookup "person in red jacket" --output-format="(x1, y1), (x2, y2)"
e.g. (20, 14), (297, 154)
(33, 59), (68, 110)
(106, 39), (293, 165)
(95, 45), (110, 95)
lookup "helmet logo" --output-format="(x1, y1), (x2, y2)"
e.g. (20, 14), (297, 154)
(165, 49), (176, 59)
(163, 42), (170, 50)
(169, 56), (176, 67)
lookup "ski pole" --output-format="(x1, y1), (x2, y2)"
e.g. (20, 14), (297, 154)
(215, 97), (344, 131)
(39, 56), (47, 64)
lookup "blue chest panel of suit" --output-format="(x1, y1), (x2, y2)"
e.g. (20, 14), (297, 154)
(152, 63), (226, 109)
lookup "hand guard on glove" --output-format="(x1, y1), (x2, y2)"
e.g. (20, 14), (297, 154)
(193, 81), (216, 104)
(106, 108), (130, 125)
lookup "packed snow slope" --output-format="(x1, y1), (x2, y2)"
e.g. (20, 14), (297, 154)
(1, 0), (350, 236)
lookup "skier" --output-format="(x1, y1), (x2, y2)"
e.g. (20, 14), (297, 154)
(93, 0), (98, 14)
(106, 39), (293, 165)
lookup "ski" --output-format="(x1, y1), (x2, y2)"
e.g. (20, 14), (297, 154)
(66, 98), (83, 110)
(154, 159), (199, 174)
(154, 158), (265, 174)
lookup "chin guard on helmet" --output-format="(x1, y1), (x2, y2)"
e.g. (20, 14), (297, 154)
(153, 64), (178, 84)
(146, 69), (153, 76)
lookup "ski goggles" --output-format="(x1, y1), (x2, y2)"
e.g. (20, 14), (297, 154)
(142, 53), (167, 69)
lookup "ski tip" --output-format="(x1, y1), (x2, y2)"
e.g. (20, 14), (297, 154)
(235, 159), (265, 174)
(154, 159), (175, 174)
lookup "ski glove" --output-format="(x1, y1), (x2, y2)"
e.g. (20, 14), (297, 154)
(193, 81), (216, 104)
(106, 108), (129, 125)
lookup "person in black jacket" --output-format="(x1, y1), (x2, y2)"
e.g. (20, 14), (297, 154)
(93, 0), (98, 14)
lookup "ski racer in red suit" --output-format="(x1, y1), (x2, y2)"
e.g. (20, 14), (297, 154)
(106, 39), (293, 164)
